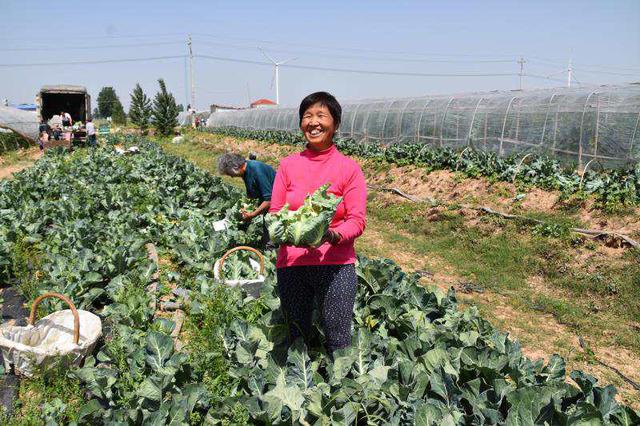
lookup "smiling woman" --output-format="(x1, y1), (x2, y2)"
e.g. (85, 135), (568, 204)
(269, 91), (367, 356)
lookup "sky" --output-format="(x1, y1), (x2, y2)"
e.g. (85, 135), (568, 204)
(1, 0), (639, 110)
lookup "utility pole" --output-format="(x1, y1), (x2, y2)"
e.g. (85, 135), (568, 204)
(246, 83), (252, 106)
(567, 58), (573, 88)
(517, 57), (526, 90)
(188, 34), (195, 110)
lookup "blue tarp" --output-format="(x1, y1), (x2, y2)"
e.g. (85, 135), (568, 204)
(14, 104), (37, 111)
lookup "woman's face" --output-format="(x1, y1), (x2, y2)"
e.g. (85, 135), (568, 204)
(300, 102), (336, 151)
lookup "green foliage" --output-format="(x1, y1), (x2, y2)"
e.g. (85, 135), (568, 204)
(128, 83), (153, 132)
(207, 127), (640, 210)
(266, 183), (342, 247)
(152, 79), (179, 136)
(0, 130), (31, 154)
(8, 234), (43, 301)
(216, 257), (640, 424)
(0, 135), (637, 423)
(96, 86), (127, 124)
(11, 363), (84, 425)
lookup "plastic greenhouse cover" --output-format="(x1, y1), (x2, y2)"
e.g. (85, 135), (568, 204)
(0, 106), (38, 142)
(207, 84), (640, 168)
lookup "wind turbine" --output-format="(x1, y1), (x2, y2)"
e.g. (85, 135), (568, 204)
(259, 47), (297, 105)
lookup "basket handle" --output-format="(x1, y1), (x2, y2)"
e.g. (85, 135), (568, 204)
(218, 246), (265, 282)
(28, 292), (80, 345)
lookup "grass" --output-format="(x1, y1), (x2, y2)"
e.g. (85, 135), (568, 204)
(6, 363), (84, 425)
(367, 197), (640, 354)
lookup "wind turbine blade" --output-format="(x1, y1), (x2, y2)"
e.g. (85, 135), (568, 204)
(258, 47), (276, 64)
(270, 68), (276, 89)
(277, 57), (298, 66)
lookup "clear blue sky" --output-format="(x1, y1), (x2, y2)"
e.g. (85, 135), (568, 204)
(1, 0), (639, 109)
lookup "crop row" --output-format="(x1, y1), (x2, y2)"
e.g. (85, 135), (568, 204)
(0, 137), (637, 424)
(0, 131), (31, 154)
(206, 127), (640, 211)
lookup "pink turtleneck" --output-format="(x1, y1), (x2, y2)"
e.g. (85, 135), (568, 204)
(269, 143), (367, 268)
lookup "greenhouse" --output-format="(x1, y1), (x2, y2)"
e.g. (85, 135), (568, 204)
(0, 105), (38, 143)
(208, 84), (640, 168)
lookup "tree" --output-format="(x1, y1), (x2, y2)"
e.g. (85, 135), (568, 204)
(97, 86), (126, 124)
(129, 83), (152, 132)
(177, 104), (184, 112)
(112, 103), (127, 125)
(152, 79), (179, 136)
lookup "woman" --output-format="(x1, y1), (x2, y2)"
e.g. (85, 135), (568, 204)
(217, 152), (276, 247)
(269, 91), (367, 355)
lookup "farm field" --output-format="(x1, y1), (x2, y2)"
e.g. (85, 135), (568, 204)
(2, 1), (640, 423)
(0, 136), (637, 424)
(159, 130), (640, 410)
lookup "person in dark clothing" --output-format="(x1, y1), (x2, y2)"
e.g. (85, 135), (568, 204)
(217, 153), (276, 247)
(38, 119), (50, 136)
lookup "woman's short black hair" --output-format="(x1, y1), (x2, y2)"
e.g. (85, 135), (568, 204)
(298, 91), (341, 129)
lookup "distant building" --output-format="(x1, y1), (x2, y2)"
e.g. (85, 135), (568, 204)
(250, 98), (276, 108)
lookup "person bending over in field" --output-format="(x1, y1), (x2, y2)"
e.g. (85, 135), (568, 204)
(269, 91), (367, 356)
(217, 153), (276, 247)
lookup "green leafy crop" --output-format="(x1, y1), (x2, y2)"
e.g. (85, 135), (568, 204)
(207, 127), (640, 210)
(266, 183), (342, 247)
(1, 134), (637, 424)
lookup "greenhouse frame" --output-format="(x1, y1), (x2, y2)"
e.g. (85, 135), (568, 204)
(0, 106), (38, 143)
(208, 84), (640, 168)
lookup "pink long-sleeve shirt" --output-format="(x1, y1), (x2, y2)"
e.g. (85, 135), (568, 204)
(269, 144), (367, 268)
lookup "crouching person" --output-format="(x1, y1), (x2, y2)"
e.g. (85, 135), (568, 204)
(217, 153), (276, 248)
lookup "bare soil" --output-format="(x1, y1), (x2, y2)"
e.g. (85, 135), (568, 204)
(0, 148), (42, 180)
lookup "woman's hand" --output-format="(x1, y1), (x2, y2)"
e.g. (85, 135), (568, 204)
(322, 229), (341, 245)
(240, 209), (255, 222)
(293, 230), (341, 249)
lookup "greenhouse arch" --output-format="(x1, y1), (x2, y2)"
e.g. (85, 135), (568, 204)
(208, 84), (640, 168)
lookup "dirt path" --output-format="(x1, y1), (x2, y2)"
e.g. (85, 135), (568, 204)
(0, 148), (41, 179)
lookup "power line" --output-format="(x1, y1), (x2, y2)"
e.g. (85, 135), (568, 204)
(191, 32), (518, 60)
(196, 54), (271, 66)
(528, 56), (640, 74)
(193, 38), (515, 64)
(0, 55), (186, 67)
(0, 32), (186, 42)
(0, 41), (183, 52)
(284, 63), (516, 77)
(196, 54), (516, 77)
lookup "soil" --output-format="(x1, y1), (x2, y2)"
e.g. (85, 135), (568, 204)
(0, 148), (42, 180)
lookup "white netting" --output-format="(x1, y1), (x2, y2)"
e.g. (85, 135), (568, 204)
(207, 84), (640, 168)
(0, 106), (39, 143)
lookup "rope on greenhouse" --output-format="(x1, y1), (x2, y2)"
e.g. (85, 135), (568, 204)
(367, 185), (640, 250)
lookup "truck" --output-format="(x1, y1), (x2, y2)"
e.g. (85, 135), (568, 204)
(36, 85), (92, 146)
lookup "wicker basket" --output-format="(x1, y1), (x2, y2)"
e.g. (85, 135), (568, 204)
(214, 246), (266, 298)
(0, 292), (102, 376)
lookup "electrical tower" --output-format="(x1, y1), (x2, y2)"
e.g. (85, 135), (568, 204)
(517, 57), (526, 90)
